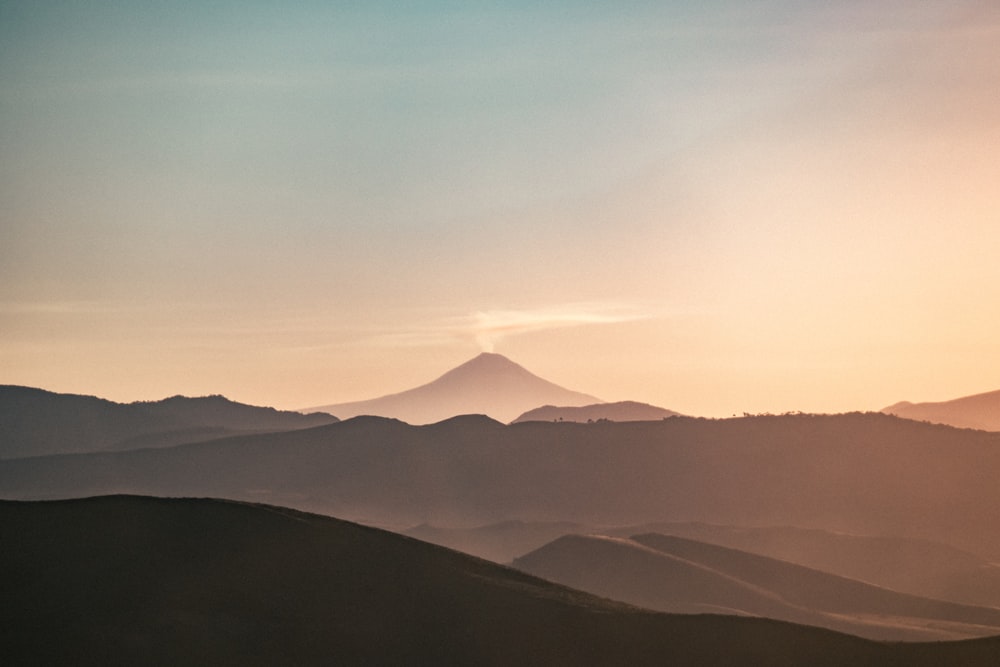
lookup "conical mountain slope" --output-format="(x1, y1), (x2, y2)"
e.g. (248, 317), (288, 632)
(307, 353), (599, 424)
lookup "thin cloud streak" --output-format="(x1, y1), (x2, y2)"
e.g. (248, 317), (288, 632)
(369, 304), (654, 353)
(469, 305), (652, 352)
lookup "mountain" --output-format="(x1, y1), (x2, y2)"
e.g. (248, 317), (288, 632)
(602, 522), (1000, 610)
(5, 495), (1000, 666)
(512, 401), (682, 423)
(403, 519), (1000, 610)
(632, 533), (1000, 635)
(0, 385), (338, 459)
(512, 533), (1000, 642)
(305, 352), (600, 424)
(5, 413), (1000, 562)
(882, 389), (1000, 431)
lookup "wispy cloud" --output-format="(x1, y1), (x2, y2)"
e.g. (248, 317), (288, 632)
(372, 303), (653, 352)
(467, 304), (652, 352)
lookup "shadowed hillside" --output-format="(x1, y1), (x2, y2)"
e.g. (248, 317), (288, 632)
(0, 385), (338, 459)
(631, 534), (1000, 639)
(883, 389), (1000, 431)
(402, 520), (1000, 609)
(4, 413), (1000, 560)
(305, 353), (599, 424)
(512, 401), (682, 424)
(604, 522), (1000, 610)
(4, 496), (1000, 666)
(513, 534), (1000, 641)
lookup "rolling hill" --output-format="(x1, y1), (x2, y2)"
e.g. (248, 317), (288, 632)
(304, 352), (600, 424)
(0, 385), (338, 459)
(403, 520), (1000, 607)
(401, 520), (1000, 608)
(883, 389), (1000, 431)
(513, 533), (1000, 641)
(4, 413), (1000, 560)
(604, 521), (1000, 610)
(512, 400), (682, 423)
(4, 495), (1000, 666)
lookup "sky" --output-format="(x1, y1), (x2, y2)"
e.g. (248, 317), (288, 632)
(2, 1), (999, 417)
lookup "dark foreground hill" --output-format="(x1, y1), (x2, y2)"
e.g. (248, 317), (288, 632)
(4, 496), (1000, 667)
(0, 385), (338, 458)
(512, 400), (682, 424)
(883, 389), (1000, 431)
(513, 533), (1000, 641)
(305, 352), (599, 424)
(5, 413), (1000, 561)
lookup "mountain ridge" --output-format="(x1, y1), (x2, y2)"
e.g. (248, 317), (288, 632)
(513, 400), (682, 423)
(882, 389), (1000, 431)
(400, 519), (1000, 608)
(0, 385), (338, 459)
(6, 412), (1000, 559)
(512, 532), (1000, 641)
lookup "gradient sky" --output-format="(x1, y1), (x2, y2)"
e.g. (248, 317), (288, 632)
(2, 1), (999, 417)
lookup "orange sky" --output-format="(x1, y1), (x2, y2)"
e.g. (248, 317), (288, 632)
(2, 2), (998, 416)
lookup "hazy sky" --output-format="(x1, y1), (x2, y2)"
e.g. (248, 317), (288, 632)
(2, 1), (999, 417)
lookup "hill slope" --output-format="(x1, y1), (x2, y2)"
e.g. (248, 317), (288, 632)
(0, 385), (338, 459)
(512, 401), (682, 423)
(631, 534), (1000, 639)
(606, 522), (1000, 610)
(4, 413), (1000, 561)
(404, 519), (590, 563)
(883, 389), (1000, 431)
(4, 495), (1000, 666)
(305, 353), (599, 424)
(401, 520), (1000, 608)
(514, 534), (1000, 641)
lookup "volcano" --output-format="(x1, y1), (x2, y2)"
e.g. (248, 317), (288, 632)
(305, 353), (599, 424)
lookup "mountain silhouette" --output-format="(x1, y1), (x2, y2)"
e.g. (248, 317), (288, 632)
(882, 389), (1000, 431)
(512, 533), (1000, 641)
(7, 413), (1000, 561)
(6, 495), (1000, 666)
(601, 522), (1000, 610)
(0, 385), (338, 459)
(306, 352), (599, 424)
(402, 520), (1000, 608)
(512, 401), (682, 423)
(403, 519), (1000, 607)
